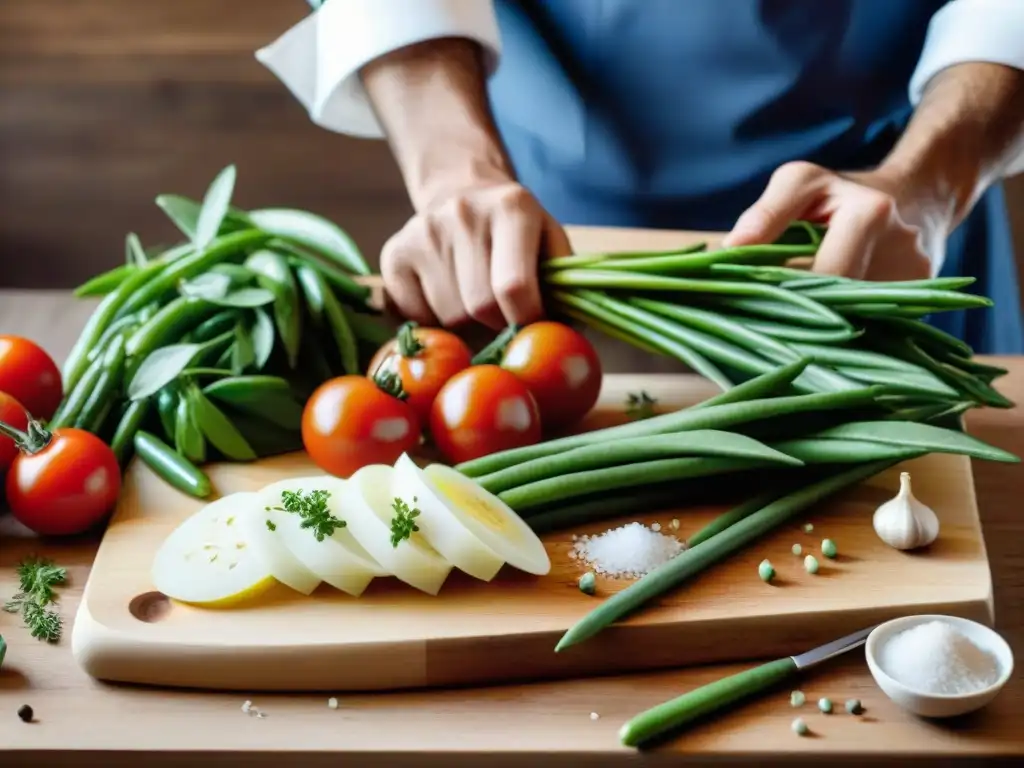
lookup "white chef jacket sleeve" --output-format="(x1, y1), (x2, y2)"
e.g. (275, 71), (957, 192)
(909, 0), (1024, 177)
(255, 0), (501, 139)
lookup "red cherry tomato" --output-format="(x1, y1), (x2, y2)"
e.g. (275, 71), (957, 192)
(430, 365), (542, 464)
(302, 375), (422, 478)
(367, 323), (472, 424)
(500, 322), (602, 430)
(0, 335), (63, 421)
(4, 423), (121, 536)
(0, 392), (30, 474)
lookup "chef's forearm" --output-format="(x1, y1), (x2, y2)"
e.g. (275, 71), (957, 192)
(360, 39), (514, 212)
(879, 62), (1024, 227)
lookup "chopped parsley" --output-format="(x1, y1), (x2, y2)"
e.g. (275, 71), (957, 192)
(266, 489), (344, 542)
(390, 497), (421, 548)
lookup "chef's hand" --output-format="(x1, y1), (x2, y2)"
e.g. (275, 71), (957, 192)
(723, 162), (937, 281)
(381, 179), (571, 330)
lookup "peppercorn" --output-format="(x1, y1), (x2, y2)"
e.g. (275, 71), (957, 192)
(17, 704), (33, 723)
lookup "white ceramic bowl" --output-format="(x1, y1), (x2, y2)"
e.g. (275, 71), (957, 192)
(865, 614), (1014, 718)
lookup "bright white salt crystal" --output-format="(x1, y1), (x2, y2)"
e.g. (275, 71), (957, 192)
(879, 620), (1001, 695)
(572, 522), (684, 578)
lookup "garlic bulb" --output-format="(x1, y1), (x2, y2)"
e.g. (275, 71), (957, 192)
(872, 472), (940, 550)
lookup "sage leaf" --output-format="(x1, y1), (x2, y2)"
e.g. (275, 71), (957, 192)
(251, 307), (275, 368)
(129, 343), (202, 400)
(154, 193), (250, 241)
(188, 386), (257, 461)
(179, 272), (232, 301)
(195, 164), (237, 251)
(247, 208), (370, 276)
(232, 320), (256, 374)
(204, 287), (276, 308)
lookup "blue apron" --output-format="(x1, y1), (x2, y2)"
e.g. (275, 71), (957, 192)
(486, 0), (1023, 354)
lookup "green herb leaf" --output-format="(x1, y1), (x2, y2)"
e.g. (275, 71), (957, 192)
(266, 519), (277, 532)
(267, 489), (344, 542)
(251, 307), (276, 368)
(203, 288), (277, 309)
(247, 208), (370, 276)
(232, 320), (256, 374)
(128, 343), (202, 400)
(195, 164), (237, 251)
(125, 232), (148, 266)
(154, 194), (250, 242)
(188, 385), (257, 461)
(390, 497), (421, 547)
(4, 557), (67, 644)
(179, 272), (233, 301)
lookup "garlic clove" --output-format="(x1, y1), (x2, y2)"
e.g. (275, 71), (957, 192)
(872, 472), (940, 551)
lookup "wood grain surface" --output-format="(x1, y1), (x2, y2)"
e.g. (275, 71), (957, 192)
(1, 225), (1023, 766)
(72, 382), (991, 693)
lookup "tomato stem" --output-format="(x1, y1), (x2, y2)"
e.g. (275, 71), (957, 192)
(0, 418), (52, 455)
(396, 322), (425, 358)
(471, 324), (520, 366)
(373, 369), (409, 401)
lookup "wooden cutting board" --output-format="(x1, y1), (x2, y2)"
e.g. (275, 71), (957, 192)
(71, 374), (994, 692)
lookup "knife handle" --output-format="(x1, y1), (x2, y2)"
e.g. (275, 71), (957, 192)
(620, 657), (797, 747)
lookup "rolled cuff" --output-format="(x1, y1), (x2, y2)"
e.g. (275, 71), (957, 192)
(256, 0), (501, 139)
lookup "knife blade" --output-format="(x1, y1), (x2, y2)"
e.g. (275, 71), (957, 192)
(619, 624), (878, 748)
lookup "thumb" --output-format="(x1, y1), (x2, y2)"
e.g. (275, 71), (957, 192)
(723, 162), (827, 247)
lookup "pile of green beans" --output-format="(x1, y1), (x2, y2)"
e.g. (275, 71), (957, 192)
(53, 166), (394, 498)
(542, 223), (1012, 416)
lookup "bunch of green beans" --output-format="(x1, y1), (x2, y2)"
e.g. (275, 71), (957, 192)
(53, 165), (394, 498)
(541, 223), (1011, 415)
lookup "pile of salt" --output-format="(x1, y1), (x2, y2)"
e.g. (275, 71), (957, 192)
(572, 522), (684, 578)
(878, 620), (1001, 695)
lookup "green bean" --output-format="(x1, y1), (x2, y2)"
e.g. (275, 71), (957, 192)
(553, 292), (733, 389)
(787, 342), (927, 372)
(769, 438), (924, 464)
(883, 401), (965, 422)
(156, 386), (179, 441)
(207, 263), (257, 287)
(554, 459), (902, 652)
(840, 303), (934, 319)
(74, 264), (137, 297)
(456, 385), (884, 477)
(499, 457), (772, 514)
(527, 484), (693, 533)
(49, 356), (105, 429)
(247, 207), (370, 276)
(546, 270), (849, 328)
(119, 229), (269, 316)
(75, 335), (127, 433)
(191, 310), (241, 343)
(188, 386), (257, 461)
(133, 431), (212, 499)
(221, 408), (304, 458)
(686, 489), (787, 547)
(874, 317), (972, 357)
(799, 285), (992, 310)
(340, 305), (394, 348)
(780, 276), (842, 291)
(710, 296), (842, 328)
(280, 249), (371, 305)
(555, 305), (666, 357)
(62, 260), (168, 391)
(174, 395), (206, 463)
(575, 290), (778, 384)
(245, 250), (302, 367)
(631, 298), (860, 392)
(693, 358), (810, 409)
(542, 242), (710, 270)
(936, 353), (1008, 383)
(125, 297), (220, 357)
(578, 244), (816, 275)
(295, 264), (361, 374)
(477, 431), (801, 495)
(111, 399), (152, 466)
(709, 264), (819, 283)
(727, 315), (864, 344)
(801, 421), (1018, 463)
(835, 366), (960, 398)
(86, 313), (142, 363)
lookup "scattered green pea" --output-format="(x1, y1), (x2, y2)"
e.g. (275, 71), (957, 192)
(804, 554), (819, 574)
(803, 523), (814, 533)
(791, 543), (803, 556)
(791, 717), (809, 736)
(578, 571), (596, 596)
(758, 559), (775, 583)
(790, 690), (805, 707)
(845, 698), (863, 715)
(822, 538), (838, 559)
(818, 697), (833, 714)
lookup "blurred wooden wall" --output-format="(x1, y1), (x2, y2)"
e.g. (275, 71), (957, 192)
(1, 0), (1023, 290)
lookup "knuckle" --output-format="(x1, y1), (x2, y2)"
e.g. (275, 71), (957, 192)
(772, 161), (822, 186)
(465, 295), (500, 324)
(496, 185), (535, 216)
(863, 190), (897, 222)
(494, 273), (533, 304)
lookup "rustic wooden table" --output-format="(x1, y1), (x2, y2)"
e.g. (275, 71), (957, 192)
(2, 261), (1023, 766)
